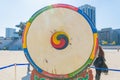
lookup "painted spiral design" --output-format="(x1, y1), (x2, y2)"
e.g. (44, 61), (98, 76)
(51, 31), (69, 50)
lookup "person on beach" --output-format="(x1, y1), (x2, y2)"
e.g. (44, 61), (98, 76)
(93, 46), (108, 80)
(117, 48), (119, 52)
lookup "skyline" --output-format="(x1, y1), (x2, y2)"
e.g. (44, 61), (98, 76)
(0, 0), (120, 37)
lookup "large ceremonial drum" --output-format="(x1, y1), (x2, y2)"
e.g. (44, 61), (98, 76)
(22, 4), (98, 79)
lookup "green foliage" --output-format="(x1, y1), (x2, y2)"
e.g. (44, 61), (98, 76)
(15, 22), (26, 36)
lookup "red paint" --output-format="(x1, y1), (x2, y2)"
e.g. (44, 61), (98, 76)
(42, 71), (68, 78)
(31, 69), (93, 80)
(88, 69), (93, 80)
(31, 69), (51, 80)
(52, 4), (78, 11)
(51, 38), (66, 49)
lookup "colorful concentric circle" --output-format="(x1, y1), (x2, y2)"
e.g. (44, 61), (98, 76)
(22, 4), (98, 79)
(51, 31), (69, 50)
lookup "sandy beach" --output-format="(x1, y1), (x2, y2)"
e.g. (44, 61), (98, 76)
(92, 49), (120, 80)
(0, 49), (120, 80)
(0, 51), (29, 80)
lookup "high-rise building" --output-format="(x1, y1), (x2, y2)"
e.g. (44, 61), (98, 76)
(6, 28), (18, 38)
(98, 28), (120, 45)
(79, 4), (96, 27)
(98, 28), (113, 44)
(112, 29), (120, 45)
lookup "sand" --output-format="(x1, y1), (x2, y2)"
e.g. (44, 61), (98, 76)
(94, 49), (120, 80)
(0, 49), (120, 80)
(0, 51), (30, 80)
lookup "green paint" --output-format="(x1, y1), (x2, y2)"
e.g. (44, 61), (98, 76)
(34, 75), (39, 80)
(40, 78), (46, 80)
(69, 59), (92, 77)
(29, 5), (52, 23)
(54, 79), (70, 80)
(33, 58), (92, 79)
(77, 73), (89, 80)
(33, 74), (89, 80)
(34, 75), (46, 80)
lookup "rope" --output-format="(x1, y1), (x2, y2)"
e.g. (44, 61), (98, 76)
(0, 64), (14, 70)
(90, 66), (120, 72)
(1, 64), (120, 72)
(16, 63), (30, 66)
(0, 63), (30, 71)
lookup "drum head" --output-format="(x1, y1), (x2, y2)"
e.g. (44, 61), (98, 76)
(22, 4), (98, 79)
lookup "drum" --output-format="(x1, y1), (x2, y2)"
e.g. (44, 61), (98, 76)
(22, 4), (98, 79)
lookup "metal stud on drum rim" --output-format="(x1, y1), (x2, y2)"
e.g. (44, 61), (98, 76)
(22, 4), (98, 79)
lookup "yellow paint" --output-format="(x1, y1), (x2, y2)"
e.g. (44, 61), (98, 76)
(23, 22), (31, 48)
(90, 33), (98, 60)
(52, 31), (69, 44)
(52, 32), (60, 44)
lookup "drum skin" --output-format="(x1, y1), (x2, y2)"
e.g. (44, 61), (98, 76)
(22, 4), (98, 79)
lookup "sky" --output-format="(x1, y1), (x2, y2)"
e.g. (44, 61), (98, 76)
(0, 0), (120, 37)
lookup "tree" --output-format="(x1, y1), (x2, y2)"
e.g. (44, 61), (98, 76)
(16, 22), (26, 37)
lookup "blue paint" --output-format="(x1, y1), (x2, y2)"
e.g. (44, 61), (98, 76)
(56, 34), (69, 50)
(24, 48), (43, 73)
(77, 9), (97, 33)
